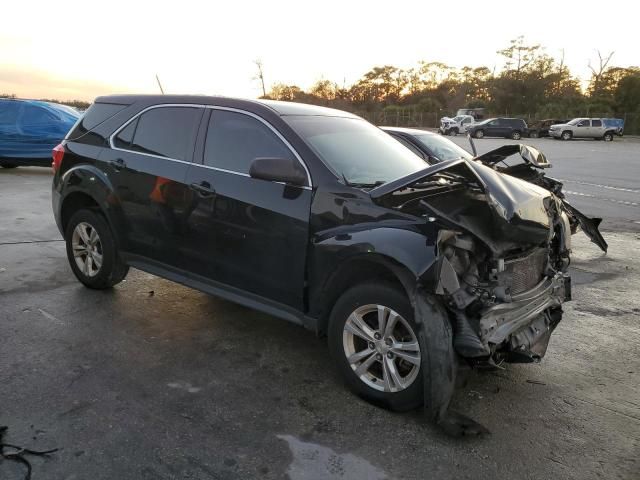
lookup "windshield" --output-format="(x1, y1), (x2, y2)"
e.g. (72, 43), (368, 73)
(285, 116), (426, 185)
(567, 118), (583, 125)
(414, 134), (474, 162)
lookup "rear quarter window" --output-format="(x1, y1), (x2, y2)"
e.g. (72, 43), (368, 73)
(67, 102), (127, 140)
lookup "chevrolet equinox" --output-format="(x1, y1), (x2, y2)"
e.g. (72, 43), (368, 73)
(52, 95), (605, 430)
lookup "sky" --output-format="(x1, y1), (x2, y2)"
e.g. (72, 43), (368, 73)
(1, 0), (638, 101)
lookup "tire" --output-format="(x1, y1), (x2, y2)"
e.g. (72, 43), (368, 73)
(511, 130), (522, 140)
(561, 131), (572, 141)
(474, 130), (484, 139)
(65, 209), (129, 289)
(529, 130), (539, 138)
(603, 132), (614, 142)
(449, 128), (458, 136)
(328, 282), (423, 412)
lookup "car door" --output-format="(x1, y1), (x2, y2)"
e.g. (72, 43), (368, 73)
(485, 119), (500, 137)
(182, 108), (312, 310)
(591, 119), (603, 138)
(102, 105), (204, 263)
(575, 119), (590, 138)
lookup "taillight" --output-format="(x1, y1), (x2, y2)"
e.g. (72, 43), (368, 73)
(52, 143), (65, 173)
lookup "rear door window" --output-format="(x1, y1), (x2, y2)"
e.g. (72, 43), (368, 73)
(592, 119), (602, 127)
(124, 107), (202, 161)
(204, 110), (294, 174)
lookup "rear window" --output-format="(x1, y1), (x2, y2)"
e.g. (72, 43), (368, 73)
(117, 107), (202, 161)
(67, 102), (127, 139)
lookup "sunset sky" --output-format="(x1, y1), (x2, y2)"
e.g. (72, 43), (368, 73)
(2, 0), (638, 101)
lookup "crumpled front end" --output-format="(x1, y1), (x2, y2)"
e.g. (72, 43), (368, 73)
(433, 227), (570, 363)
(371, 158), (576, 365)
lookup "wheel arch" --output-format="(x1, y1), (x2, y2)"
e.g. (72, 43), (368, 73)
(312, 253), (418, 337)
(308, 225), (439, 335)
(57, 165), (125, 248)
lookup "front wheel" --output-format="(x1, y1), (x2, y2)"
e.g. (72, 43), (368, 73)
(328, 283), (423, 411)
(65, 209), (129, 289)
(561, 131), (572, 141)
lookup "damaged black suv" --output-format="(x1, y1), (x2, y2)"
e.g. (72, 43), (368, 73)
(52, 96), (606, 430)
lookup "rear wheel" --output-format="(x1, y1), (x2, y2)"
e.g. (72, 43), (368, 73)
(511, 130), (522, 140)
(474, 130), (484, 139)
(65, 209), (128, 289)
(561, 131), (572, 141)
(328, 283), (423, 411)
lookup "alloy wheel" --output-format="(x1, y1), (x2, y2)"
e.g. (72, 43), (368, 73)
(342, 304), (421, 393)
(71, 222), (103, 277)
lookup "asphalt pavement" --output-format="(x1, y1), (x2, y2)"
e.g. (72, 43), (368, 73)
(1, 139), (639, 480)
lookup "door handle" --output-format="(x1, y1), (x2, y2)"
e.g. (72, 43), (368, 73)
(190, 181), (216, 197)
(109, 158), (127, 171)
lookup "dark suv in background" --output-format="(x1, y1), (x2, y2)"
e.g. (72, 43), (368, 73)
(52, 95), (586, 430)
(467, 117), (528, 140)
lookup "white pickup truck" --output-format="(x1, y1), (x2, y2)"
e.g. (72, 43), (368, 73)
(438, 115), (474, 136)
(549, 118), (620, 141)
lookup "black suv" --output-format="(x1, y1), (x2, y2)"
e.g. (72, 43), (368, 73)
(467, 117), (528, 140)
(53, 95), (578, 428)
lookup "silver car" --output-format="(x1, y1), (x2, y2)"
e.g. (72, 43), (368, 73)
(549, 118), (617, 141)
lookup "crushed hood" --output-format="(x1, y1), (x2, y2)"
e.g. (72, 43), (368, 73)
(371, 144), (607, 253)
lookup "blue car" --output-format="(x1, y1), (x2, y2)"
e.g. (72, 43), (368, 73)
(0, 99), (80, 168)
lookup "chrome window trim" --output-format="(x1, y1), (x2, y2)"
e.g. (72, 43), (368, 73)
(108, 103), (312, 187)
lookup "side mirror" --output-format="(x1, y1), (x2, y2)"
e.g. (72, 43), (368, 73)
(249, 157), (308, 186)
(519, 145), (550, 168)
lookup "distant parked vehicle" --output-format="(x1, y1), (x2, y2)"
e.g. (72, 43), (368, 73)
(438, 114), (474, 136)
(528, 119), (569, 138)
(456, 108), (486, 120)
(0, 99), (80, 168)
(467, 118), (528, 140)
(549, 118), (620, 141)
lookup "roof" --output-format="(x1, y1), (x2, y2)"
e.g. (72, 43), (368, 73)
(93, 94), (359, 118)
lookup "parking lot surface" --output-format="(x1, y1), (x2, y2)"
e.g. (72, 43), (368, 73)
(1, 138), (639, 479)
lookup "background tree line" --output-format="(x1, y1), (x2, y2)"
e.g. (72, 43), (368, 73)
(264, 37), (640, 133)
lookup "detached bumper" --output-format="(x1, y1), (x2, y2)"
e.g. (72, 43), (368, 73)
(478, 272), (570, 345)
